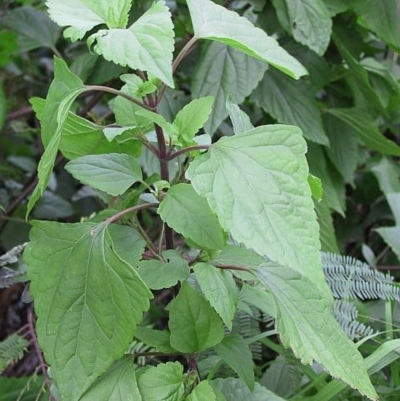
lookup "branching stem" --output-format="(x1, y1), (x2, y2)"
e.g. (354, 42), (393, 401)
(165, 145), (210, 162)
(105, 203), (159, 226)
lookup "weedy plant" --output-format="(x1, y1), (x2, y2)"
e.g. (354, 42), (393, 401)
(1, 0), (400, 400)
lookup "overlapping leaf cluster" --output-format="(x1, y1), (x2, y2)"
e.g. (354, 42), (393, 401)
(1, 0), (400, 400)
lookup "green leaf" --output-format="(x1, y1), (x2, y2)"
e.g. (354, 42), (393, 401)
(308, 174), (323, 201)
(324, 0), (349, 16)
(186, 126), (330, 297)
(80, 357), (142, 401)
(352, 0), (400, 50)
(3, 7), (61, 52)
(211, 246), (265, 271)
(272, 0), (332, 55)
(226, 96), (254, 135)
(255, 264), (378, 401)
(238, 284), (276, 317)
(375, 227), (400, 260)
(211, 378), (286, 401)
(315, 199), (340, 254)
(193, 263), (238, 330)
(89, 2), (174, 87)
(326, 108), (400, 156)
(214, 335), (254, 391)
(137, 253), (189, 290)
(251, 69), (328, 145)
(135, 326), (175, 353)
(186, 381), (217, 401)
(307, 143), (344, 215)
(167, 281), (224, 353)
(24, 221), (152, 401)
(172, 96), (214, 145)
(192, 42), (267, 135)
(187, 0), (307, 79)
(65, 153), (143, 196)
(137, 362), (184, 401)
(0, 377), (47, 401)
(31, 97), (142, 160)
(27, 58), (85, 216)
(46, 0), (132, 41)
(332, 34), (386, 114)
(323, 113), (359, 185)
(158, 183), (226, 250)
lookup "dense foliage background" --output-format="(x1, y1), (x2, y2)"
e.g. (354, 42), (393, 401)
(1, 0), (400, 400)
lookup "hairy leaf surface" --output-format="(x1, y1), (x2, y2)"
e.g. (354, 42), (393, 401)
(25, 221), (151, 401)
(256, 264), (378, 400)
(186, 125), (329, 296)
(89, 2), (174, 87)
(187, 0), (307, 79)
(46, 0), (132, 41)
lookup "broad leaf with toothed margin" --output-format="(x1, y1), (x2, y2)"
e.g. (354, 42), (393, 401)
(88, 1), (174, 87)
(65, 153), (143, 196)
(186, 125), (330, 298)
(255, 264), (378, 401)
(186, 0), (307, 79)
(24, 221), (151, 401)
(46, 0), (132, 41)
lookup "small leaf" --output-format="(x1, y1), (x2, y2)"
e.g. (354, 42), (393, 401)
(65, 153), (143, 196)
(251, 68), (328, 145)
(168, 281), (224, 353)
(226, 96), (254, 135)
(192, 42), (267, 135)
(194, 263), (238, 330)
(80, 357), (142, 401)
(158, 183), (226, 250)
(272, 0), (332, 55)
(172, 96), (214, 145)
(186, 381), (217, 401)
(186, 126), (330, 297)
(214, 336), (255, 391)
(255, 264), (378, 401)
(137, 254), (189, 290)
(187, 0), (307, 79)
(89, 1), (174, 87)
(46, 0), (132, 41)
(308, 174), (323, 201)
(25, 221), (152, 401)
(315, 199), (340, 254)
(326, 108), (400, 156)
(138, 362), (184, 401)
(211, 246), (265, 270)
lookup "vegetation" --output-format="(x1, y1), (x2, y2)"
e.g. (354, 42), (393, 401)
(1, 0), (400, 400)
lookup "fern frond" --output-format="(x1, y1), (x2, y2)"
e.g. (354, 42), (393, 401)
(0, 333), (30, 373)
(0, 243), (27, 267)
(0, 243), (28, 289)
(322, 253), (400, 301)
